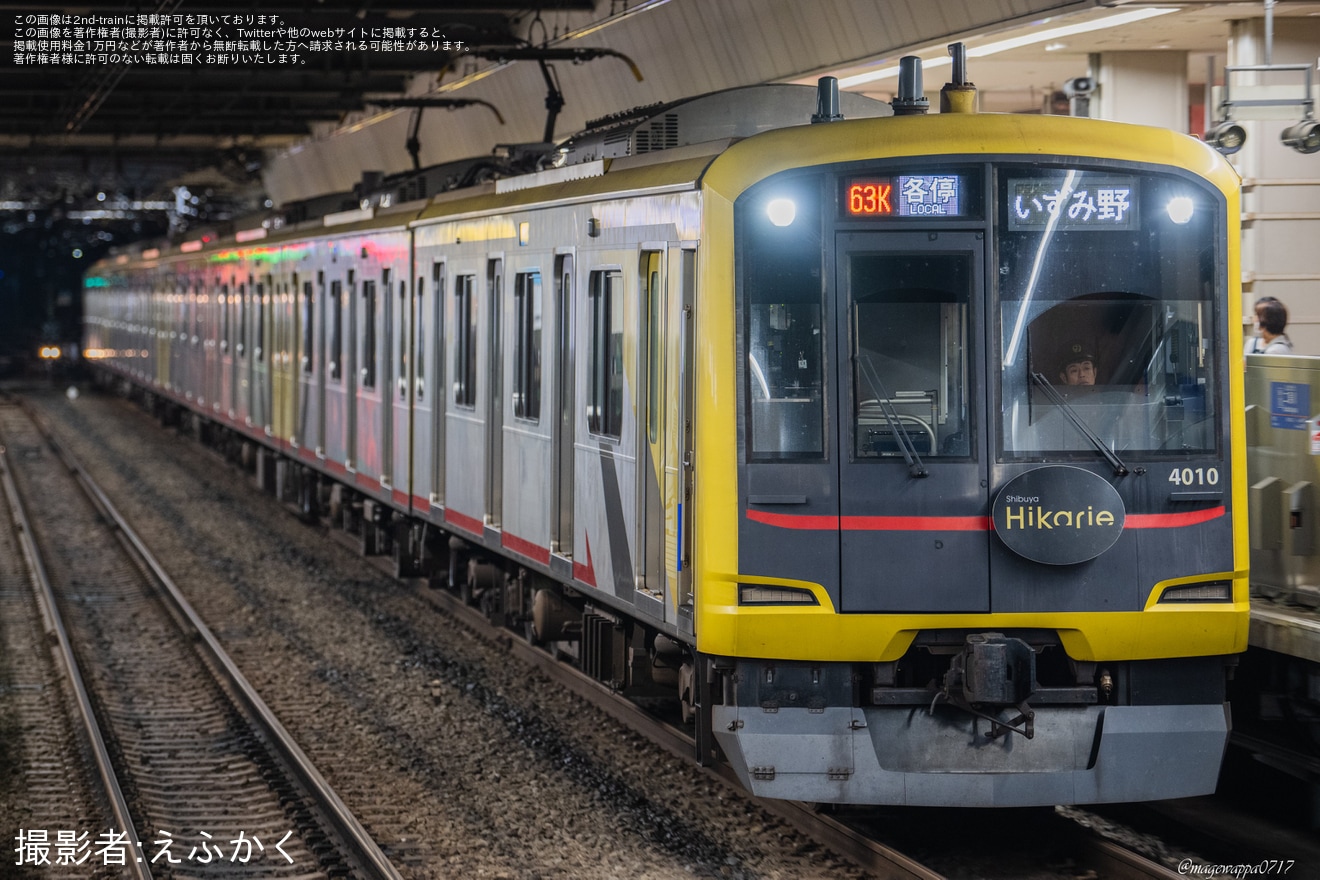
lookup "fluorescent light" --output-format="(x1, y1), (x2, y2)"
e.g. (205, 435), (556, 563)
(967, 8), (1176, 56)
(837, 8), (1177, 89)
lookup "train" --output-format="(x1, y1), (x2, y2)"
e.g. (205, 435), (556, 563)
(82, 47), (1250, 808)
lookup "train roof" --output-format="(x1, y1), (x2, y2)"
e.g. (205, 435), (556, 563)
(87, 84), (893, 272)
(553, 83), (890, 167)
(86, 95), (1244, 277)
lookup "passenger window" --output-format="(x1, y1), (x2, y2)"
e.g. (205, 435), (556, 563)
(361, 279), (377, 389)
(238, 283), (248, 358)
(255, 281), (265, 362)
(588, 269), (623, 438)
(643, 251), (663, 444)
(453, 274), (476, 407)
(301, 281), (314, 374)
(513, 271), (542, 421)
(220, 283), (230, 352)
(415, 276), (426, 399)
(329, 280), (343, 381)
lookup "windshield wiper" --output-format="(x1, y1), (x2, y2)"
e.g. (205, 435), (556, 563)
(858, 355), (928, 478)
(1030, 371), (1129, 476)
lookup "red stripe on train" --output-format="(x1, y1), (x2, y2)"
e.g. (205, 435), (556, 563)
(1125, 505), (1226, 528)
(572, 534), (597, 587)
(747, 505), (1225, 531)
(747, 509), (990, 531)
(502, 532), (551, 566)
(444, 507), (484, 538)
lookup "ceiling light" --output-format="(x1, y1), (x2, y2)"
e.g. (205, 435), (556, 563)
(1281, 118), (1320, 154)
(835, 7), (1176, 88)
(1204, 120), (1246, 155)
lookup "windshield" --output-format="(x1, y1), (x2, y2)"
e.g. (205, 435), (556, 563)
(997, 167), (1221, 457)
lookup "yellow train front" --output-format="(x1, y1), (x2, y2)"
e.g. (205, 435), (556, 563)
(80, 56), (1250, 809)
(693, 84), (1249, 805)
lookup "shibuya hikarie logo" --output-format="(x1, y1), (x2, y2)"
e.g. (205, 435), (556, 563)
(992, 466), (1126, 565)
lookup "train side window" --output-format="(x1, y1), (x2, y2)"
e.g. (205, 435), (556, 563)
(221, 283), (230, 353)
(643, 251), (663, 444)
(255, 281), (265, 362)
(415, 275), (425, 400)
(301, 281), (314, 373)
(453, 274), (476, 407)
(513, 270), (542, 421)
(361, 279), (377, 389)
(329, 280), (343, 381)
(398, 279), (408, 397)
(422, 261), (445, 403)
(238, 283), (247, 358)
(588, 269), (624, 438)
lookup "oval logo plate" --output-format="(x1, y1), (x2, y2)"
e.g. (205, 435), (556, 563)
(992, 466), (1126, 565)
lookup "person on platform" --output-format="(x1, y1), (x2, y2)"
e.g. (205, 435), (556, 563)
(1245, 296), (1294, 355)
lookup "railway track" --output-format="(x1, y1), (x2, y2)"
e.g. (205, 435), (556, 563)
(0, 395), (401, 879)
(0, 426), (119, 880)
(8, 384), (1231, 878)
(407, 555), (1194, 879)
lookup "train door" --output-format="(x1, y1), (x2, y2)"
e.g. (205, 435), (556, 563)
(295, 276), (321, 453)
(412, 261), (441, 510)
(391, 272), (411, 502)
(638, 248), (667, 600)
(252, 276), (271, 433)
(325, 278), (344, 462)
(353, 272), (385, 480)
(833, 231), (989, 612)
(324, 275), (352, 467)
(285, 277), (300, 446)
(188, 281), (202, 403)
(272, 276), (296, 444)
(675, 247), (697, 610)
(237, 279), (252, 427)
(583, 266), (633, 596)
(346, 273), (358, 468)
(220, 281), (235, 419)
(205, 277), (221, 412)
(446, 272), (481, 530)
(170, 279), (184, 395)
(551, 253), (575, 560)
(153, 282), (168, 390)
(486, 257), (504, 528)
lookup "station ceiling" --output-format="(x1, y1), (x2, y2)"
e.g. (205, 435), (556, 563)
(0, 0), (595, 240)
(1, 0), (1317, 251)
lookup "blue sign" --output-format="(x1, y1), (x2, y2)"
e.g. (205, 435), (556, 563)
(1270, 381), (1310, 430)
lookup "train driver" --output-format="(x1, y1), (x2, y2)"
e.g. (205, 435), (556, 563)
(1058, 344), (1097, 386)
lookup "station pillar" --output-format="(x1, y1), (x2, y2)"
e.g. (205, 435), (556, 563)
(1222, 18), (1320, 354)
(1088, 50), (1190, 131)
